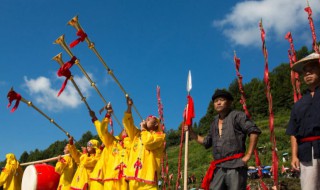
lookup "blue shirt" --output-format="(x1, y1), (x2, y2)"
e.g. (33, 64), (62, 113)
(286, 87), (320, 162)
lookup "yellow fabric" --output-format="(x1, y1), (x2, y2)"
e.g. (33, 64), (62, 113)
(0, 153), (22, 190)
(123, 112), (165, 186)
(129, 180), (158, 190)
(104, 178), (128, 190)
(55, 154), (76, 190)
(90, 119), (108, 183)
(91, 117), (130, 190)
(68, 143), (101, 190)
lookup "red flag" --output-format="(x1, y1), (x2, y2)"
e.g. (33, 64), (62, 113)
(184, 95), (195, 126)
(57, 56), (77, 97)
(7, 90), (22, 113)
(70, 30), (87, 48)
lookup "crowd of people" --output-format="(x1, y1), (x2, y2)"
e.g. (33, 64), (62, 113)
(1, 52), (320, 190)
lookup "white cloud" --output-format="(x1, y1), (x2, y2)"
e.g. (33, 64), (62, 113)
(214, 0), (320, 46)
(23, 74), (92, 111)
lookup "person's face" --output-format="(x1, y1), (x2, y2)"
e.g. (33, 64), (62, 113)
(302, 62), (320, 86)
(63, 145), (69, 154)
(213, 97), (231, 113)
(86, 141), (95, 154)
(145, 116), (159, 131)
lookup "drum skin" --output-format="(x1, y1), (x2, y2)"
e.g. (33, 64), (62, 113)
(22, 164), (60, 190)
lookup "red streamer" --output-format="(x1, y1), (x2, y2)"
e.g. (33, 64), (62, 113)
(305, 6), (319, 53)
(234, 53), (267, 189)
(156, 86), (169, 190)
(70, 30), (88, 48)
(57, 56), (77, 97)
(184, 95), (195, 126)
(259, 20), (279, 187)
(285, 32), (302, 102)
(7, 90), (22, 113)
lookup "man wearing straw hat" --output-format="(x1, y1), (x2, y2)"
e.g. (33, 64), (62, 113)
(286, 52), (320, 190)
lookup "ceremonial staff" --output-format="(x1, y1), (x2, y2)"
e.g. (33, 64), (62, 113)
(233, 52), (268, 190)
(184, 70), (194, 190)
(259, 20), (279, 188)
(7, 88), (72, 139)
(54, 35), (122, 128)
(52, 53), (92, 111)
(67, 15), (143, 121)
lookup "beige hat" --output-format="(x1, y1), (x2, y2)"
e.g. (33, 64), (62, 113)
(292, 53), (320, 73)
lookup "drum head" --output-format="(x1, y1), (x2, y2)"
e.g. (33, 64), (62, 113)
(21, 165), (37, 190)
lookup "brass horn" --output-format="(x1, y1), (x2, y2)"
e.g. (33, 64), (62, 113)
(67, 15), (143, 121)
(54, 35), (123, 128)
(52, 53), (92, 111)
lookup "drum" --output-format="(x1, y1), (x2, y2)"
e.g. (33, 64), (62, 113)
(21, 164), (60, 190)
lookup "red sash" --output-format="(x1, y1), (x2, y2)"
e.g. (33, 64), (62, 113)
(300, 136), (320, 143)
(201, 153), (244, 190)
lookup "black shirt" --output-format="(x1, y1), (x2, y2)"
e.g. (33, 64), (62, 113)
(202, 110), (261, 168)
(286, 87), (320, 162)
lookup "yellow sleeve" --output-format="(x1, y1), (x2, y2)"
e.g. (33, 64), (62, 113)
(55, 159), (67, 175)
(99, 117), (116, 147)
(0, 168), (10, 186)
(93, 120), (103, 141)
(83, 154), (100, 168)
(122, 112), (140, 141)
(55, 156), (73, 175)
(67, 144), (81, 165)
(141, 131), (166, 151)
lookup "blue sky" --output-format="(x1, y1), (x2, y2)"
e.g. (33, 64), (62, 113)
(1, 0), (319, 161)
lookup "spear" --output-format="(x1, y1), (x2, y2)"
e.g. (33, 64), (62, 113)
(52, 53), (92, 112)
(67, 15), (143, 121)
(183, 70), (194, 190)
(53, 35), (122, 128)
(7, 88), (72, 138)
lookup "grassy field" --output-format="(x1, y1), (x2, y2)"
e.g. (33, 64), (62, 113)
(164, 111), (301, 189)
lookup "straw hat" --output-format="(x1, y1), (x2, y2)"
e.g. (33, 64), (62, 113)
(292, 53), (320, 73)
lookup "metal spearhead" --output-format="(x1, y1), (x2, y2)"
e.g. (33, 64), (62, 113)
(187, 70), (192, 94)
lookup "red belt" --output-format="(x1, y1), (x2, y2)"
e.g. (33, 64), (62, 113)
(300, 136), (320, 143)
(201, 153), (244, 190)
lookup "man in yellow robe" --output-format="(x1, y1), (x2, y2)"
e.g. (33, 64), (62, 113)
(90, 104), (130, 190)
(68, 136), (101, 190)
(0, 153), (23, 190)
(55, 145), (76, 190)
(123, 98), (165, 190)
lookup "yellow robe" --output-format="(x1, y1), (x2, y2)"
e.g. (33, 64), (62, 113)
(0, 154), (23, 190)
(123, 112), (165, 189)
(93, 117), (130, 190)
(68, 143), (101, 190)
(55, 154), (76, 190)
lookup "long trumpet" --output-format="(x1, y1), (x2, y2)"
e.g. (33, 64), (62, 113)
(67, 15), (143, 121)
(52, 53), (92, 111)
(20, 154), (69, 166)
(54, 35), (122, 128)
(7, 88), (72, 139)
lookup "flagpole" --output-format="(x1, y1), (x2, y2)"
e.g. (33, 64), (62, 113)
(184, 127), (189, 190)
(184, 70), (192, 190)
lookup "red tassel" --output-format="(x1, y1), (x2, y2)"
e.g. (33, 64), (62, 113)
(56, 56), (77, 97)
(185, 95), (195, 126)
(7, 90), (22, 113)
(70, 30), (87, 48)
